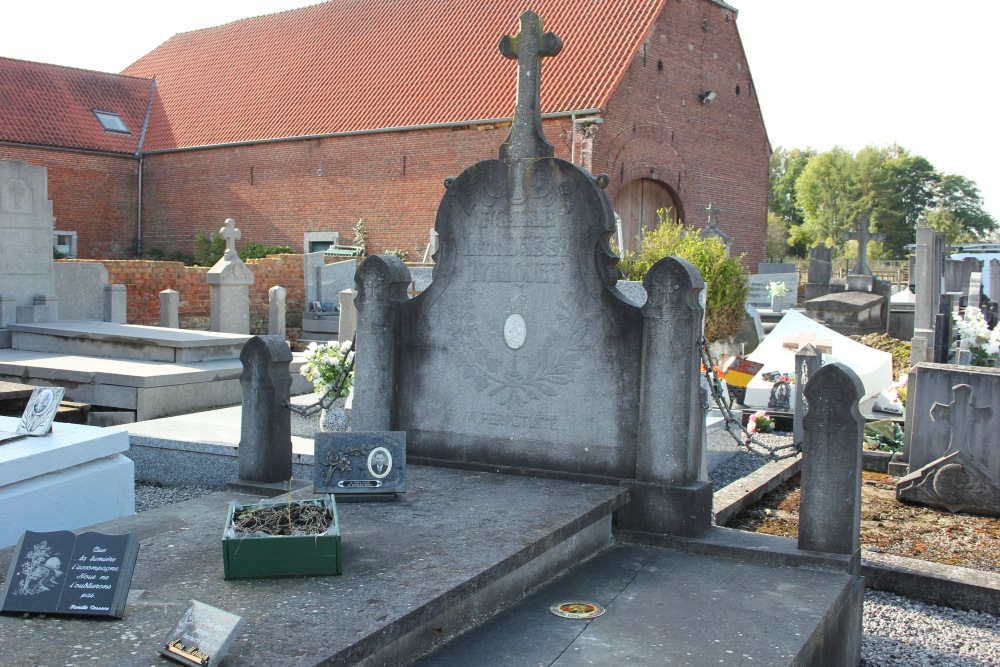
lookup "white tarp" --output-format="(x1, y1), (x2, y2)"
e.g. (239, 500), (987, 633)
(742, 309), (893, 410)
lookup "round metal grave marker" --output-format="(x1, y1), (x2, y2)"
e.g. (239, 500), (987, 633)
(549, 601), (606, 619)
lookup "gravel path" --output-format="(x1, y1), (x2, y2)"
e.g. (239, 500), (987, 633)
(136, 478), (1000, 665)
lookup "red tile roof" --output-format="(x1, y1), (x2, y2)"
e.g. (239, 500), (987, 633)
(0, 57), (153, 154)
(124, 0), (666, 151)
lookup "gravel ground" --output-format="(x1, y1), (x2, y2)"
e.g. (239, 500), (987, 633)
(136, 465), (1000, 666)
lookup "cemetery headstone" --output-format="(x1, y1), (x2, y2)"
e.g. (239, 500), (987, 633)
(0, 530), (139, 619)
(911, 217), (945, 363)
(699, 201), (732, 255)
(268, 285), (287, 337)
(990, 259), (1000, 303)
(207, 218), (254, 334)
(968, 272), (984, 310)
(16, 386), (64, 436)
(799, 363), (863, 557)
(805, 243), (833, 301)
(793, 343), (823, 446)
(160, 289), (180, 328)
(237, 336), (293, 484)
(944, 259), (965, 294)
(897, 379), (1000, 516)
(0, 161), (58, 324)
(748, 271), (797, 311)
(354, 10), (709, 536)
(314, 431), (406, 496)
(161, 600), (245, 667)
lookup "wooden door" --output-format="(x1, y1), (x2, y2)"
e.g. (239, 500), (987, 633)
(613, 179), (678, 254)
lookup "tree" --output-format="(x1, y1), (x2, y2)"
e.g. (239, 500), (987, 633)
(768, 146), (815, 256)
(766, 212), (789, 261)
(878, 150), (938, 257)
(794, 147), (858, 248)
(934, 174), (996, 242)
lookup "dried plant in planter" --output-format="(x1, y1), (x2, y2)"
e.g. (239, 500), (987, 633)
(232, 502), (333, 537)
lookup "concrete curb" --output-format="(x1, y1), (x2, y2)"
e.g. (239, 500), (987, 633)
(861, 551), (1000, 615)
(713, 455), (801, 526)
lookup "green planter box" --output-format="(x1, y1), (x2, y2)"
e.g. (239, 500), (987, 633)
(222, 495), (341, 579)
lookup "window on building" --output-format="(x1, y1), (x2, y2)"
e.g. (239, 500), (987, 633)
(93, 110), (130, 134)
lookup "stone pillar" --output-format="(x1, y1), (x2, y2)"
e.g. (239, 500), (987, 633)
(793, 343), (823, 447)
(103, 284), (127, 323)
(911, 218), (941, 363)
(800, 362), (863, 564)
(622, 256), (711, 537)
(237, 336), (293, 483)
(268, 286), (286, 338)
(207, 219), (255, 334)
(338, 288), (357, 344)
(353, 255), (411, 431)
(159, 289), (179, 328)
(17, 295), (57, 323)
(990, 259), (1000, 303)
(0, 295), (14, 328)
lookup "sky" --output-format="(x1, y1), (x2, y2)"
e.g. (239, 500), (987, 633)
(3, 0), (998, 222)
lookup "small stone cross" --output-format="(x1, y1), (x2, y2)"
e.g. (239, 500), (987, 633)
(930, 383), (993, 460)
(782, 330), (833, 354)
(5, 181), (30, 212)
(841, 212), (884, 276)
(220, 218), (241, 260)
(498, 11), (563, 160)
(706, 201), (720, 228)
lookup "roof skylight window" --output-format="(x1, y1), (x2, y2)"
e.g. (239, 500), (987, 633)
(93, 110), (130, 134)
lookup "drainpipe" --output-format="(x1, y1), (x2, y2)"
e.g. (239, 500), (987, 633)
(136, 157), (143, 255)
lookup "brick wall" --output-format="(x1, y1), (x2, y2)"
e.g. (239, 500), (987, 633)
(71, 254), (306, 333)
(594, 0), (770, 269)
(0, 144), (138, 259)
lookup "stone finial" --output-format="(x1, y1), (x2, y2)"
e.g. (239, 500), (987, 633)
(498, 11), (563, 161)
(220, 218), (241, 260)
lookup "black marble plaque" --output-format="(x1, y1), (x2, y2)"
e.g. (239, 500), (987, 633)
(0, 530), (139, 619)
(314, 431), (406, 495)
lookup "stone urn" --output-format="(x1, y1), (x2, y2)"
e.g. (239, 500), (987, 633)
(319, 396), (350, 432)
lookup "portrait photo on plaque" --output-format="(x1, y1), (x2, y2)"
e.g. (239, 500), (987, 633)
(314, 432), (406, 495)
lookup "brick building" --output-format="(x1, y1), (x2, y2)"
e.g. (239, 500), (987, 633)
(1, 0), (770, 265)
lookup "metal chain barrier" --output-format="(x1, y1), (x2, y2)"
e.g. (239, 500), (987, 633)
(698, 337), (801, 461)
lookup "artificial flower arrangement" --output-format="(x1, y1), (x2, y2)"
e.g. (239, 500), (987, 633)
(300, 341), (354, 397)
(951, 306), (1000, 367)
(747, 409), (774, 434)
(767, 281), (788, 298)
(886, 374), (908, 407)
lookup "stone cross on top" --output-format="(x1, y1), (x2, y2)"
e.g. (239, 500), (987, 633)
(706, 201), (720, 227)
(842, 212), (884, 276)
(220, 218), (241, 260)
(498, 11), (563, 161)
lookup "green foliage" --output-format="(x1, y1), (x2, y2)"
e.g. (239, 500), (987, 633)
(618, 211), (750, 342)
(384, 249), (409, 262)
(193, 229), (226, 266)
(140, 247), (195, 264)
(863, 420), (904, 453)
(773, 143), (995, 260)
(766, 212), (789, 262)
(192, 230), (296, 266)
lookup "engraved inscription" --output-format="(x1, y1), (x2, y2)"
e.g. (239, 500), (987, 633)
(504, 314), (527, 349)
(472, 259), (562, 284)
(2, 180), (32, 213)
(477, 411), (559, 433)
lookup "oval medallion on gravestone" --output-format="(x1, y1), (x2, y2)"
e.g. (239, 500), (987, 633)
(504, 314), (527, 349)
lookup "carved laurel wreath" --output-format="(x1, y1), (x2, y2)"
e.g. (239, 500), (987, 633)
(447, 296), (588, 408)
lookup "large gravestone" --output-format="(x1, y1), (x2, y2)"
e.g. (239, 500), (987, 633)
(207, 219), (254, 334)
(804, 243), (833, 301)
(895, 362), (1000, 515)
(0, 161), (58, 328)
(354, 11), (708, 536)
